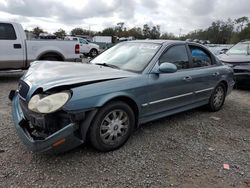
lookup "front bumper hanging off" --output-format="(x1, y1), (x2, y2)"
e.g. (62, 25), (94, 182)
(10, 91), (84, 154)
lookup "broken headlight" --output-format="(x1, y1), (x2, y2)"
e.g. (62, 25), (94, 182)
(28, 91), (71, 114)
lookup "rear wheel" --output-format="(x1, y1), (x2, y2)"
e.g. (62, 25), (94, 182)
(39, 53), (63, 61)
(208, 83), (226, 112)
(89, 101), (135, 152)
(89, 49), (98, 57)
(41, 56), (59, 61)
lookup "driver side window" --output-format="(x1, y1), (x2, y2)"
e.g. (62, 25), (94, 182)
(159, 45), (189, 70)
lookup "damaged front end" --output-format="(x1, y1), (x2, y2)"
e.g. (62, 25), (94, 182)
(10, 81), (90, 154)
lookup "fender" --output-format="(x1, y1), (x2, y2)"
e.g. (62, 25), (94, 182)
(36, 50), (65, 60)
(64, 91), (141, 114)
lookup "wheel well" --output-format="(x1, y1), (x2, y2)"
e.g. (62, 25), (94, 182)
(104, 96), (139, 127)
(219, 80), (228, 92)
(38, 52), (64, 61)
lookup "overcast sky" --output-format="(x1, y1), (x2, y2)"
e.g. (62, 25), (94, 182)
(0, 0), (250, 35)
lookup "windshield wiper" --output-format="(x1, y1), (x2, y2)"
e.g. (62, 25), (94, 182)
(95, 63), (120, 69)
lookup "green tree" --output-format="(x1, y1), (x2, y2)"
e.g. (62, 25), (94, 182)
(54, 29), (66, 38)
(238, 23), (250, 41)
(70, 27), (93, 36)
(117, 22), (125, 31)
(101, 27), (117, 36)
(235, 16), (249, 32)
(127, 27), (144, 39)
(183, 19), (234, 44)
(150, 25), (160, 39)
(32, 27), (45, 38)
(143, 24), (151, 38)
(160, 32), (176, 40)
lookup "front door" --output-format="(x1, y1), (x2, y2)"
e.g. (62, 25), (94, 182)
(79, 38), (90, 53)
(144, 44), (196, 117)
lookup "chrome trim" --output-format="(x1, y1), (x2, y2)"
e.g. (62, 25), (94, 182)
(194, 87), (214, 94)
(147, 92), (193, 106)
(141, 87), (214, 107)
(141, 103), (148, 107)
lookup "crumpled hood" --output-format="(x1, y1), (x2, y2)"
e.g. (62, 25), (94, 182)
(219, 54), (250, 64)
(22, 61), (136, 91)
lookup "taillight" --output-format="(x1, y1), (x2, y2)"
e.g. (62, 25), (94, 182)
(75, 44), (80, 54)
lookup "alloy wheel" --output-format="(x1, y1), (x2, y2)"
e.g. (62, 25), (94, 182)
(213, 86), (225, 108)
(100, 109), (129, 145)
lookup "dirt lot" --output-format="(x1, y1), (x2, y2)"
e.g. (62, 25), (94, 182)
(0, 72), (249, 188)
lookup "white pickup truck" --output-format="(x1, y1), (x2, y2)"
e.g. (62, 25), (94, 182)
(0, 22), (81, 70)
(64, 36), (100, 57)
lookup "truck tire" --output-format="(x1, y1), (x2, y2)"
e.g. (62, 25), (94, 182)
(89, 49), (98, 57)
(39, 53), (63, 61)
(41, 56), (59, 61)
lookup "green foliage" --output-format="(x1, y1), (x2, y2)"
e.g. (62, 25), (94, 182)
(126, 27), (144, 39)
(235, 16), (249, 32)
(31, 16), (250, 44)
(99, 23), (160, 39)
(160, 32), (177, 40)
(32, 27), (45, 37)
(238, 23), (250, 41)
(184, 19), (235, 44)
(70, 27), (95, 36)
(54, 29), (66, 38)
(101, 27), (117, 36)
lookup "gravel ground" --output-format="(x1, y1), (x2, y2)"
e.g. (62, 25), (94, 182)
(0, 72), (249, 188)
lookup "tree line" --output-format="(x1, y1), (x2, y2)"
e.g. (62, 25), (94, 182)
(27, 16), (250, 44)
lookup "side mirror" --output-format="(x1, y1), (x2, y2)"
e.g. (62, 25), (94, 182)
(159, 62), (177, 73)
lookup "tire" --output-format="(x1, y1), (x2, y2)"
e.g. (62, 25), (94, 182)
(89, 101), (135, 152)
(40, 56), (60, 61)
(208, 83), (226, 112)
(89, 49), (98, 57)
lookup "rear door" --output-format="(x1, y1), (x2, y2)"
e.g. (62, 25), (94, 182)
(187, 44), (221, 102)
(0, 23), (25, 69)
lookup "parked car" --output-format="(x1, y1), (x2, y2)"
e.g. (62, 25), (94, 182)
(10, 40), (235, 154)
(209, 47), (230, 56)
(64, 36), (100, 57)
(218, 40), (250, 85)
(0, 22), (81, 70)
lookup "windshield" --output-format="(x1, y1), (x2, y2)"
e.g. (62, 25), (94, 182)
(226, 43), (249, 55)
(91, 42), (161, 72)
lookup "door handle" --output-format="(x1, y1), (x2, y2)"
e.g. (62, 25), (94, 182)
(213, 72), (220, 76)
(13, 44), (22, 49)
(183, 76), (192, 82)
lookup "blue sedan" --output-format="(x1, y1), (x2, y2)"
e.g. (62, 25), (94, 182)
(10, 40), (235, 153)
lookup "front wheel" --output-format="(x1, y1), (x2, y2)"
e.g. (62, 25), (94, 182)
(89, 101), (135, 152)
(208, 83), (226, 112)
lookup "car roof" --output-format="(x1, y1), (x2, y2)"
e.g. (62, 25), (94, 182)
(126, 40), (208, 48)
(127, 39), (185, 45)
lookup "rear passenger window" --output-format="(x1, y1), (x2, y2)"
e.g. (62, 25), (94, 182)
(0, 23), (17, 40)
(189, 46), (212, 67)
(159, 45), (189, 70)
